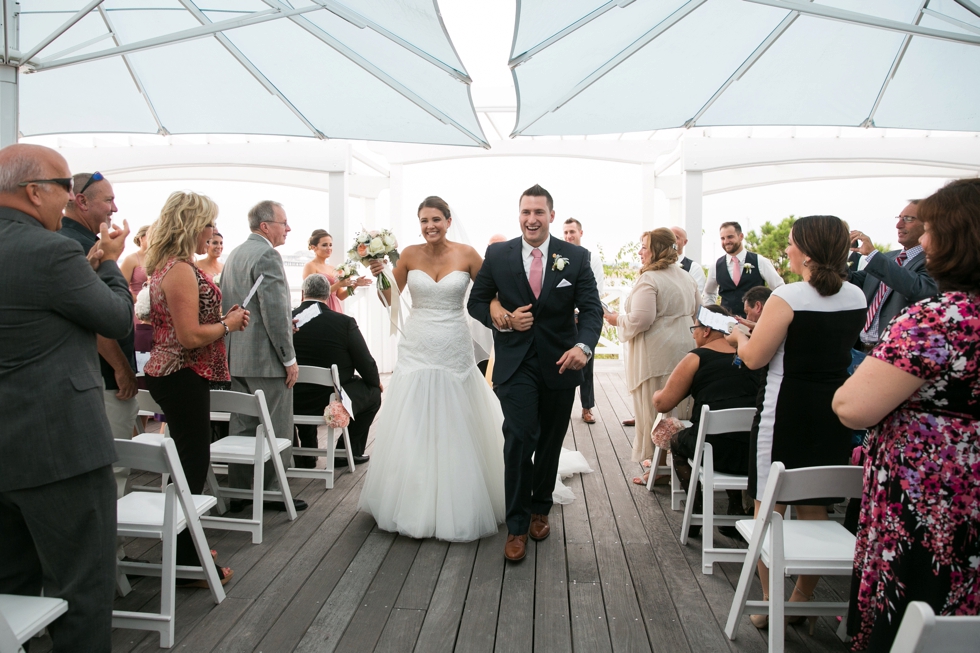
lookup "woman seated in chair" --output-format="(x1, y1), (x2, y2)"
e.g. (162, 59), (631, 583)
(652, 305), (764, 536)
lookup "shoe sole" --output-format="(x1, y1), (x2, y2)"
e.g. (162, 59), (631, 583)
(529, 531), (549, 541)
(504, 550), (526, 562)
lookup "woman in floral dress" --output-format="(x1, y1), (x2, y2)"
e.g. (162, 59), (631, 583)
(834, 178), (980, 651)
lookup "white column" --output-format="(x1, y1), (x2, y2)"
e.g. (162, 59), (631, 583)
(0, 65), (18, 148)
(641, 163), (657, 231)
(388, 163), (404, 237)
(683, 170), (704, 265)
(363, 197), (376, 229)
(327, 170), (348, 267)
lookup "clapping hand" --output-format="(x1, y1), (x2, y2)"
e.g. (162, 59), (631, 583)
(350, 276), (373, 288)
(99, 220), (130, 262)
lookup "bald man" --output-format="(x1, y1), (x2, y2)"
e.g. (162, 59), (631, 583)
(0, 144), (134, 651)
(670, 226), (706, 295)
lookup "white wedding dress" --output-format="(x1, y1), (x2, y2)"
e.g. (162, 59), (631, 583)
(358, 270), (506, 542)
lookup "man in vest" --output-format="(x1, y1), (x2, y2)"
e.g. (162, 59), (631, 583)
(670, 226), (706, 295)
(702, 221), (783, 317)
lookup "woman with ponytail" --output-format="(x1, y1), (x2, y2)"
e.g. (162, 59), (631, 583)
(604, 228), (700, 481)
(727, 215), (866, 629)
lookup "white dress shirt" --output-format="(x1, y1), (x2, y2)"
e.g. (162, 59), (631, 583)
(702, 248), (784, 306)
(679, 257), (706, 295)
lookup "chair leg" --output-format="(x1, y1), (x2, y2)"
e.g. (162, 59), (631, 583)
(342, 426), (355, 471)
(724, 523), (764, 639)
(670, 454), (683, 511)
(702, 447), (715, 574)
(206, 467), (227, 515)
(679, 459), (700, 545)
(184, 520), (225, 604)
(769, 514), (785, 653)
(160, 490), (177, 648)
(647, 446), (661, 491)
(269, 441), (297, 522)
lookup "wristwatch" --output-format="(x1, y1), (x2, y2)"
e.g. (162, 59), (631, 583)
(574, 343), (593, 360)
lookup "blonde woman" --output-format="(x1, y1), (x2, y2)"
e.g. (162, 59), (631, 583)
(144, 191), (249, 588)
(604, 228), (699, 483)
(302, 229), (371, 311)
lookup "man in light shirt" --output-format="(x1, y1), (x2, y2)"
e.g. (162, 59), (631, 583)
(670, 226), (706, 296)
(702, 221), (783, 317)
(563, 218), (604, 424)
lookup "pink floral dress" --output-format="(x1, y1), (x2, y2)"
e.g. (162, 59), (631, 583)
(848, 291), (980, 651)
(144, 258), (229, 382)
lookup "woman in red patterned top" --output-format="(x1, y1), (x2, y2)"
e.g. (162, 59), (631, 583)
(144, 191), (249, 587)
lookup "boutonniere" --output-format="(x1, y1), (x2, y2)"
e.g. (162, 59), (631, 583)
(847, 259), (856, 268)
(742, 262), (755, 274)
(552, 254), (569, 271)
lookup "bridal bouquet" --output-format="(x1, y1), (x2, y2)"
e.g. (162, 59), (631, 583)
(348, 228), (399, 290)
(335, 259), (361, 295)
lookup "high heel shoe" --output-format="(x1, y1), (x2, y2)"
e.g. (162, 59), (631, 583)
(750, 593), (769, 629)
(786, 588), (817, 635)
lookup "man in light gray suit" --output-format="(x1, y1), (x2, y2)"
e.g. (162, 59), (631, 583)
(0, 144), (134, 651)
(221, 200), (306, 511)
(848, 200), (939, 351)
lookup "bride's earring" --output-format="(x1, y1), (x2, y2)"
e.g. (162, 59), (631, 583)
(804, 259), (810, 267)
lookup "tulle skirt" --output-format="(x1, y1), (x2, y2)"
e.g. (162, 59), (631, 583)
(358, 365), (506, 542)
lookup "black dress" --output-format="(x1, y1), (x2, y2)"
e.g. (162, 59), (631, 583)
(671, 348), (763, 475)
(748, 282), (867, 503)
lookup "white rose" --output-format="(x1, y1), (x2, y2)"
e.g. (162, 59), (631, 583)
(368, 237), (384, 255)
(382, 233), (396, 248)
(358, 232), (371, 244)
(555, 258), (566, 271)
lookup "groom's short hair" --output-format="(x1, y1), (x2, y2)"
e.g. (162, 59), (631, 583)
(521, 184), (553, 211)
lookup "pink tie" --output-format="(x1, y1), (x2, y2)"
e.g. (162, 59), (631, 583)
(731, 256), (741, 285)
(529, 248), (543, 298)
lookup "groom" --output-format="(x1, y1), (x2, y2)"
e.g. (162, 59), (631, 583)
(469, 184), (602, 561)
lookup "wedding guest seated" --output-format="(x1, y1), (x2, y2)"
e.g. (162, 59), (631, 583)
(652, 305), (764, 537)
(737, 286), (772, 331)
(292, 274), (382, 467)
(833, 178), (980, 652)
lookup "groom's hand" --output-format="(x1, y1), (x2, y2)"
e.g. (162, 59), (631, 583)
(557, 346), (588, 374)
(509, 304), (534, 332)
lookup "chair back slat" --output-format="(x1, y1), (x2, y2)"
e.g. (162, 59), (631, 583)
(890, 601), (980, 653)
(115, 438), (170, 475)
(776, 465), (863, 504)
(209, 389), (261, 417)
(297, 365), (334, 387)
(701, 407), (756, 436)
(136, 389), (164, 415)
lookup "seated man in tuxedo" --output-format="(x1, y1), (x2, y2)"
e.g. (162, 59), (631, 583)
(292, 274), (382, 466)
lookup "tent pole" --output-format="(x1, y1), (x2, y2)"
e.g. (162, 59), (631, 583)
(0, 64), (17, 147)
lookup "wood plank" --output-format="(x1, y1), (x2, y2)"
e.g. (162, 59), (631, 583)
(569, 582), (613, 653)
(455, 529), (507, 653)
(395, 539), (449, 610)
(534, 509), (572, 653)
(414, 540), (479, 653)
(250, 511), (377, 652)
(493, 540), (534, 653)
(294, 531), (396, 653)
(374, 608), (426, 653)
(334, 536), (422, 653)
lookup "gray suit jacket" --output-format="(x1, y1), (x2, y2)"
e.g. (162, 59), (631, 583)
(0, 207), (134, 491)
(848, 249), (938, 341)
(221, 233), (295, 377)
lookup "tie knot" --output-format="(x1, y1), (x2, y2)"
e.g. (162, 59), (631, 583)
(732, 256), (738, 263)
(531, 248), (543, 259)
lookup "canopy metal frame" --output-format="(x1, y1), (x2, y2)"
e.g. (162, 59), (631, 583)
(509, 0), (980, 137)
(0, 1), (488, 148)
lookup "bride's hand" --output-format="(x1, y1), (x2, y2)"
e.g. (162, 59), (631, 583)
(367, 259), (386, 276)
(490, 298), (510, 330)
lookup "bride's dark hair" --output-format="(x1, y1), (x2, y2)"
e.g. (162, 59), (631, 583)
(418, 196), (451, 219)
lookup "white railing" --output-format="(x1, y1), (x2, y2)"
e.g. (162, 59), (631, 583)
(596, 282), (628, 359)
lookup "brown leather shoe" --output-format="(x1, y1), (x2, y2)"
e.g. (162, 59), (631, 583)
(582, 408), (596, 424)
(529, 514), (550, 541)
(622, 418), (635, 427)
(504, 534), (528, 561)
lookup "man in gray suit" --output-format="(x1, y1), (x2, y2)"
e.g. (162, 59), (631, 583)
(849, 200), (939, 351)
(221, 200), (306, 511)
(0, 144), (134, 651)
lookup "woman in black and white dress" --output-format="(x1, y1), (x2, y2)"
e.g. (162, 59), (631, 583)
(727, 215), (866, 629)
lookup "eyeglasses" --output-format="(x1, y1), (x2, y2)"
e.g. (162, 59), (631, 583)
(266, 220), (289, 228)
(689, 325), (707, 333)
(18, 178), (73, 193)
(78, 172), (104, 195)
(896, 215), (919, 223)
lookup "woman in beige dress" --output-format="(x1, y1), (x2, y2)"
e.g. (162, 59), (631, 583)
(604, 228), (699, 482)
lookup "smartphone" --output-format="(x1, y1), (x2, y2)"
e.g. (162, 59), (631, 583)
(851, 239), (861, 249)
(600, 301), (611, 313)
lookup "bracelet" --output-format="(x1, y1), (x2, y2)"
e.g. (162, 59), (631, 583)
(221, 320), (230, 336)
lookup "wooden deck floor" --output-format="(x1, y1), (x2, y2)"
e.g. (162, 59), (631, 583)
(40, 361), (852, 653)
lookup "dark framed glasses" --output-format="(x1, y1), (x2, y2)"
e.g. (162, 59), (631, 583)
(18, 178), (73, 193)
(689, 324), (707, 333)
(78, 171), (104, 195)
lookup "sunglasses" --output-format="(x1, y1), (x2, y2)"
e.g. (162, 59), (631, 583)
(18, 178), (73, 193)
(78, 171), (104, 195)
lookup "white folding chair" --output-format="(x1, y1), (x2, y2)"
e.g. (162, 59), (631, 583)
(112, 438), (225, 648)
(131, 390), (170, 492)
(645, 414), (690, 512)
(725, 462), (863, 653)
(889, 601), (980, 653)
(678, 405), (756, 574)
(203, 389), (297, 544)
(0, 595), (68, 653)
(287, 364), (355, 489)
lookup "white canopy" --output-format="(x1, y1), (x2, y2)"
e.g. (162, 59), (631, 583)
(1, 0), (487, 147)
(509, 0), (980, 136)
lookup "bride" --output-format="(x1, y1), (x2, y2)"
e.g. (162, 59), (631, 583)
(358, 196), (506, 542)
